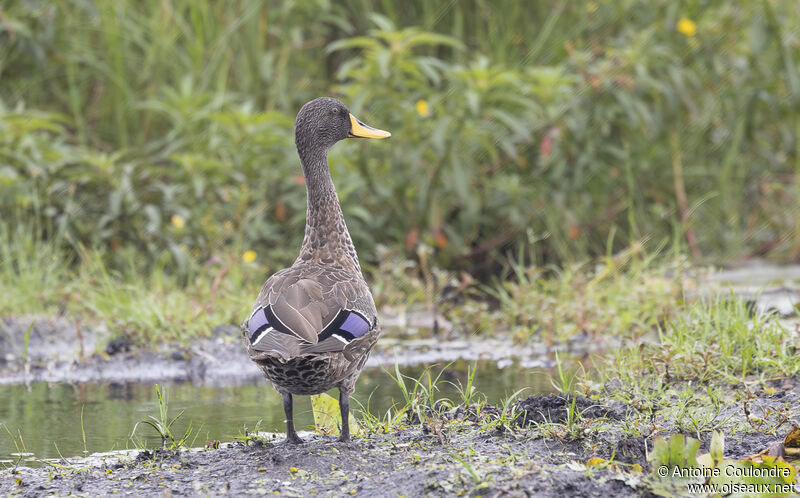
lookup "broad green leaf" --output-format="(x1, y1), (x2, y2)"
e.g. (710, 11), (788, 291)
(649, 434), (701, 470)
(310, 393), (359, 437)
(647, 434), (703, 497)
(325, 37), (381, 54)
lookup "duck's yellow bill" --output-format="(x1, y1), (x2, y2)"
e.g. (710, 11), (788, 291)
(348, 113), (391, 139)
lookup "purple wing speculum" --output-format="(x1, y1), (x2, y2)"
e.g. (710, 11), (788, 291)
(249, 306), (372, 347)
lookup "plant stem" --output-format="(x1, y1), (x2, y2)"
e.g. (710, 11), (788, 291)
(670, 131), (701, 262)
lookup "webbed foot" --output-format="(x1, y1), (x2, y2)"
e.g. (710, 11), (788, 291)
(286, 433), (305, 444)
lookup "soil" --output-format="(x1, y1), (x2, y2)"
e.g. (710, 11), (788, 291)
(3, 429), (634, 497)
(2, 384), (798, 497)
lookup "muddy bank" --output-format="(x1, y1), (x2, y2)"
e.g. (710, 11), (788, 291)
(0, 314), (605, 386)
(698, 261), (800, 316)
(3, 383), (798, 497)
(4, 430), (633, 497)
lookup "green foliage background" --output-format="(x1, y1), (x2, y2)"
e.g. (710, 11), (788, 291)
(1, 0), (798, 277)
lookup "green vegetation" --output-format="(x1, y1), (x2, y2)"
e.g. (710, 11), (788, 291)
(344, 293), (799, 446)
(0, 215), (682, 345)
(130, 385), (198, 451)
(479, 242), (685, 341)
(1, 0), (798, 283)
(1, 0), (797, 346)
(0, 218), (252, 343)
(584, 297), (800, 441)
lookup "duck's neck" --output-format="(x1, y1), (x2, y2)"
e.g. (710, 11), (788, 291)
(296, 147), (361, 272)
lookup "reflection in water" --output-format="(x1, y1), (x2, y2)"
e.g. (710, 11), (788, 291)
(0, 361), (553, 462)
(107, 382), (136, 401)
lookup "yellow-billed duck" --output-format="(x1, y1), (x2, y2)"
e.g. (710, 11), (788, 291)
(242, 97), (390, 443)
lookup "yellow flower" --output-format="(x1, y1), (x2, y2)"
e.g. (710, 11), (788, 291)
(415, 99), (430, 118)
(170, 214), (185, 229)
(677, 18), (696, 37)
(242, 250), (257, 263)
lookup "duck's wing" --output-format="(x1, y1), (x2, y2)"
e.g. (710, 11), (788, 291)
(244, 265), (378, 360)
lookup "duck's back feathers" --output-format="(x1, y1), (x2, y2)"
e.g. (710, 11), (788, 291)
(244, 264), (377, 361)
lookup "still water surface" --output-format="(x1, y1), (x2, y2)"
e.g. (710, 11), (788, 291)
(0, 361), (552, 463)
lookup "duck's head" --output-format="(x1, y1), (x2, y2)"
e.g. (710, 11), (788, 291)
(294, 97), (390, 153)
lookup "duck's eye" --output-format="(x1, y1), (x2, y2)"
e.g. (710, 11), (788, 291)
(331, 108), (340, 115)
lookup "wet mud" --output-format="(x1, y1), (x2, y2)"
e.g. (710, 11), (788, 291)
(3, 383), (798, 497)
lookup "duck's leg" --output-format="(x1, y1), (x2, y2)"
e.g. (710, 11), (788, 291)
(282, 392), (304, 444)
(338, 388), (351, 442)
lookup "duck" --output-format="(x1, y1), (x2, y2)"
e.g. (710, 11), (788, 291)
(241, 97), (390, 443)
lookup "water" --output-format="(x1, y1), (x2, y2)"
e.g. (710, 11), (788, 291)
(0, 361), (553, 464)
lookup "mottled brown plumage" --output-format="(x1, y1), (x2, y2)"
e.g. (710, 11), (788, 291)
(241, 97), (390, 443)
